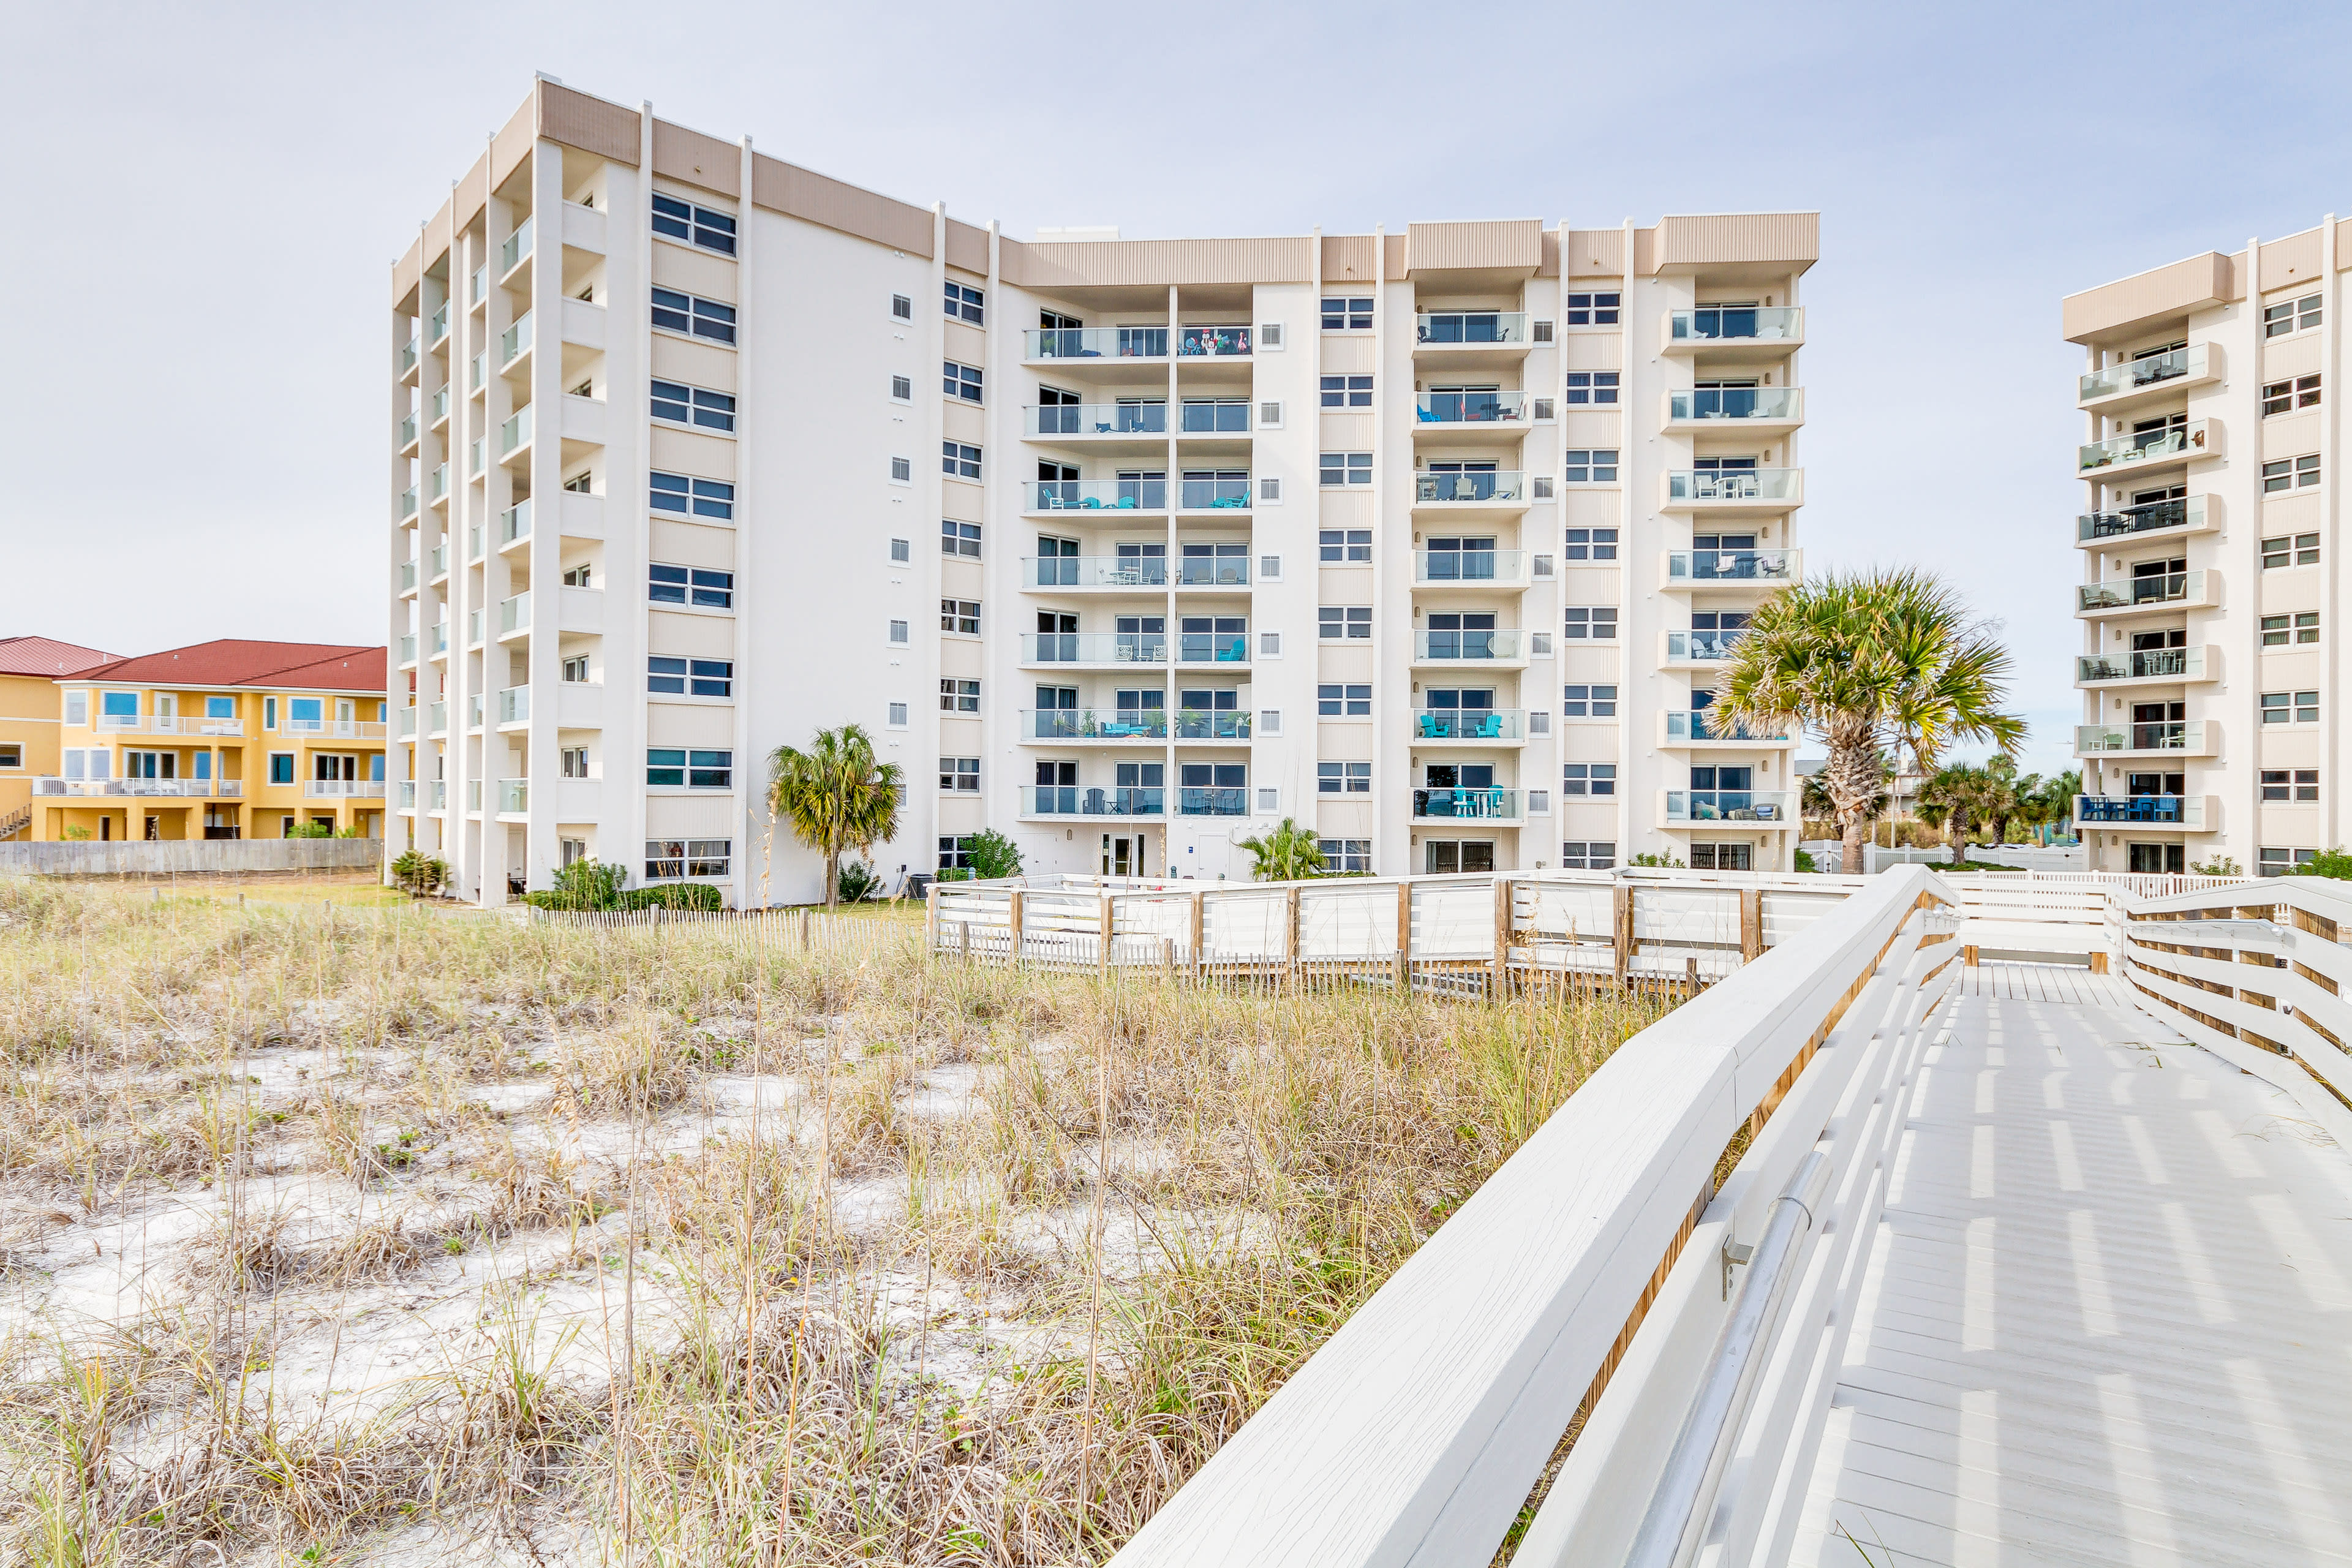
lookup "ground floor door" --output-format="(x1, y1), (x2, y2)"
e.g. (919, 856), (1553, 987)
(1101, 834), (1143, 876)
(1425, 839), (1496, 874)
(2127, 842), (2185, 873)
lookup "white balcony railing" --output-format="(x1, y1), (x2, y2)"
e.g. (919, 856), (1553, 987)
(2075, 720), (2212, 755)
(1667, 305), (1803, 344)
(304, 779), (387, 799)
(1412, 628), (1529, 662)
(500, 405), (532, 458)
(1019, 633), (1169, 665)
(501, 500), (532, 546)
(500, 216), (533, 276)
(281, 719), (388, 740)
(500, 592), (530, 634)
(1665, 548), (1801, 586)
(1414, 390), (1526, 425)
(1409, 709), (1526, 741)
(498, 687), (529, 725)
(500, 311), (533, 367)
(2075, 571), (2207, 612)
(1413, 470), (1528, 504)
(1667, 386), (1802, 423)
(1664, 789), (1797, 825)
(2079, 344), (2209, 404)
(1414, 549), (1528, 586)
(2079, 419), (2211, 475)
(497, 779), (528, 813)
(1664, 469), (1802, 505)
(1024, 325), (1170, 361)
(2076, 647), (2209, 683)
(1415, 312), (1528, 346)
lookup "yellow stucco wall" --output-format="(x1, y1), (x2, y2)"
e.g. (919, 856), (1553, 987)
(0, 671), (67, 832)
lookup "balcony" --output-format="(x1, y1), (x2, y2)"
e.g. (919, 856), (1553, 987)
(497, 779), (528, 815)
(430, 543), (448, 580)
(1411, 788), (1524, 824)
(2077, 494), (2216, 547)
(32, 777), (234, 799)
(2078, 419), (2214, 478)
(2075, 646), (2214, 686)
(428, 780), (447, 810)
(1664, 307), (1804, 361)
(1178, 788), (1251, 817)
(432, 388), (450, 426)
(1177, 324), (1251, 358)
(399, 488), (418, 520)
(304, 780), (388, 799)
(1023, 709), (1169, 742)
(429, 464), (448, 502)
(1178, 475), (1252, 511)
(399, 336), (419, 377)
(1177, 630), (1251, 665)
(1412, 628), (1529, 665)
(500, 406), (532, 460)
(1414, 549), (1530, 587)
(2074, 571), (2213, 619)
(1660, 710), (1793, 747)
(1411, 709), (1526, 743)
(1026, 402), (1167, 438)
(1414, 391), (1528, 436)
(430, 623), (448, 656)
(282, 719), (388, 740)
(399, 414), (418, 451)
(500, 312), (533, 369)
(2074, 721), (2215, 758)
(1414, 313), (1531, 369)
(428, 701), (448, 736)
(1027, 478), (1167, 515)
(502, 500), (532, 548)
(1661, 469), (1802, 515)
(2078, 344), (2219, 413)
(499, 217), (533, 279)
(398, 634), (417, 666)
(91, 714), (245, 737)
(429, 303), (449, 346)
(468, 693), (483, 730)
(1024, 326), (1169, 364)
(1022, 785), (1166, 818)
(1666, 386), (1803, 434)
(1664, 548), (1801, 590)
(1177, 554), (1251, 588)
(1029, 556), (1168, 590)
(1021, 632), (1168, 667)
(398, 780), (416, 809)
(2075, 794), (2212, 831)
(499, 592), (531, 636)
(399, 560), (418, 594)
(467, 609), (483, 646)
(497, 687), (529, 726)
(1665, 630), (1743, 665)
(1663, 790), (1797, 827)
(397, 705), (416, 738)
(1412, 470), (1530, 510)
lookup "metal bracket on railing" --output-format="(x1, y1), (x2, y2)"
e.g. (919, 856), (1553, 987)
(1719, 1238), (1754, 1301)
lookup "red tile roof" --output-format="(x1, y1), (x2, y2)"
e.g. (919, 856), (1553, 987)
(69, 640), (387, 693)
(0, 636), (122, 678)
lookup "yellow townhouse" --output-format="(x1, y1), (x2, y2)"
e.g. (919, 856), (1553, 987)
(34, 640), (390, 842)
(0, 636), (123, 841)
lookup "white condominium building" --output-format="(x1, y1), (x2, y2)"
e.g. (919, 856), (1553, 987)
(387, 78), (1815, 907)
(2065, 220), (2349, 876)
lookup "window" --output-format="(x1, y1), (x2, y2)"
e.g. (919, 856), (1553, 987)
(563, 564), (594, 587)
(1320, 528), (1372, 562)
(1318, 761), (1372, 794)
(945, 282), (984, 324)
(262, 696), (277, 730)
(891, 375), (913, 402)
(944, 360), (983, 402)
(269, 753), (295, 785)
(2260, 614), (2321, 646)
(1321, 451), (1373, 486)
(942, 519), (981, 557)
(650, 287), (737, 345)
(1566, 292), (1619, 326)
(650, 194), (736, 255)
(889, 537), (911, 564)
(1320, 374), (1373, 408)
(1317, 683), (1372, 717)
(64, 690), (86, 726)
(1689, 844), (1752, 872)
(1560, 841), (1616, 870)
(1563, 527), (1618, 561)
(644, 749), (733, 788)
(1258, 630), (1283, 659)
(560, 747), (589, 779)
(644, 838), (731, 878)
(2261, 690), (2321, 723)
(651, 379), (736, 432)
(647, 657), (733, 697)
(1325, 839), (1372, 874)
(943, 442), (982, 480)
(1562, 450), (1619, 483)
(1322, 296), (1374, 331)
(940, 756), (981, 791)
(649, 564), (734, 609)
(564, 472), (594, 493)
(891, 456), (913, 483)
(2262, 532), (2321, 568)
(650, 470), (734, 520)
(2263, 769), (2322, 802)
(2263, 454), (2321, 491)
(941, 678), (980, 713)
(1259, 709), (1283, 736)
(0, 742), (18, 769)
(1564, 372), (1619, 405)
(1560, 763), (1617, 797)
(1319, 606), (1373, 639)
(938, 835), (977, 872)
(1562, 685), (1618, 717)
(941, 598), (981, 636)
(2262, 374), (2323, 416)
(2264, 294), (2322, 337)
(889, 620), (910, 644)
(888, 703), (909, 728)
(2260, 846), (2319, 877)
(1562, 606), (1618, 639)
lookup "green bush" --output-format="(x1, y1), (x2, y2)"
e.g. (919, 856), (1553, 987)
(521, 857), (627, 911)
(838, 860), (884, 903)
(962, 828), (1024, 881)
(390, 850), (447, 897)
(1792, 848), (1819, 874)
(1629, 852), (1687, 869)
(2288, 848), (2352, 881)
(616, 882), (723, 912)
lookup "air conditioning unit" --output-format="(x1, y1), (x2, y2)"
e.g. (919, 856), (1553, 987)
(1532, 477), (1555, 500)
(1532, 555), (1555, 578)
(1259, 476), (1283, 504)
(1259, 554), (1283, 581)
(1531, 632), (1553, 657)
(1532, 320), (1555, 342)
(1529, 710), (1551, 736)
(1533, 398), (1556, 421)
(1260, 322), (1285, 350)
(1259, 401), (1284, 428)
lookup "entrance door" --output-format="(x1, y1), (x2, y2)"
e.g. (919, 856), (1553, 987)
(1424, 840), (1496, 874)
(1101, 835), (1135, 876)
(2127, 843), (2185, 873)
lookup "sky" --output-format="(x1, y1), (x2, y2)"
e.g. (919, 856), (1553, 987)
(6, 0), (2350, 779)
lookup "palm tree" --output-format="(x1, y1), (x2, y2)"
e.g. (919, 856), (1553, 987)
(766, 725), (903, 908)
(1713, 568), (2026, 875)
(1980, 753), (2029, 847)
(1235, 817), (1327, 881)
(2037, 769), (2082, 843)
(1916, 763), (1996, 867)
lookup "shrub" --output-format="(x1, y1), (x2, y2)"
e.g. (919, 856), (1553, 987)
(2190, 854), (2242, 877)
(287, 821), (334, 840)
(962, 827), (1024, 881)
(390, 850), (447, 897)
(62, 826), (92, 841)
(616, 882), (723, 912)
(521, 858), (627, 912)
(837, 861), (884, 904)
(1792, 848), (1819, 874)
(1629, 852), (1687, 869)
(2288, 848), (2352, 881)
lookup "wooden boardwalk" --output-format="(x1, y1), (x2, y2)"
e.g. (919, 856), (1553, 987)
(1790, 963), (2352, 1566)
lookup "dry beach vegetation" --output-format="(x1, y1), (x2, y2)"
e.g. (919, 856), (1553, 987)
(0, 876), (1664, 1565)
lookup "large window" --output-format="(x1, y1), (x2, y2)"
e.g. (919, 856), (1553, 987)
(1561, 763), (1616, 797)
(944, 360), (984, 402)
(269, 752), (295, 785)
(945, 282), (984, 324)
(646, 837), (731, 878)
(650, 287), (737, 344)
(940, 756), (981, 791)
(646, 750), (733, 788)
(939, 835), (977, 873)
(1320, 374), (1373, 407)
(1564, 372), (1619, 405)
(1321, 451), (1373, 486)
(650, 470), (734, 519)
(2263, 374), (2323, 415)
(1562, 684), (1618, 717)
(941, 598), (981, 636)
(1321, 296), (1374, 331)
(2263, 533), (2321, 569)
(2263, 454), (2321, 492)
(1562, 606), (1618, 639)
(1565, 292), (1619, 326)
(942, 519), (982, 557)
(2262, 769), (2321, 802)
(650, 194), (736, 254)
(2264, 294), (2321, 337)
(1559, 841), (1616, 870)
(1319, 606), (1373, 639)
(651, 379), (736, 432)
(1325, 839), (1372, 874)
(1562, 449), (1619, 483)
(648, 656), (734, 697)
(1317, 761), (1371, 794)
(1563, 527), (1618, 560)
(941, 678), (980, 713)
(2259, 846), (2319, 877)
(943, 442), (982, 480)
(649, 563), (734, 609)
(1319, 527), (1371, 562)
(2260, 614), (2320, 647)
(2260, 690), (2321, 724)
(0, 743), (17, 769)
(1317, 682), (1372, 717)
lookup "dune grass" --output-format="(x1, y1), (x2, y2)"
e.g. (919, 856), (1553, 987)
(0, 876), (1667, 1566)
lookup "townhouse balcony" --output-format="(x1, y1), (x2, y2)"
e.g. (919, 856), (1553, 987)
(1659, 710), (1794, 748)
(1027, 478), (1167, 516)
(1022, 709), (1170, 742)
(399, 336), (419, 377)
(1414, 312), (1531, 369)
(500, 406), (533, 461)
(1663, 548), (1801, 590)
(2074, 720), (2215, 758)
(1023, 325), (1170, 366)
(304, 780), (388, 799)
(399, 488), (417, 521)
(1411, 709), (1527, 744)
(1177, 631), (1251, 665)
(497, 687), (529, 726)
(1020, 633), (1169, 668)
(499, 591), (531, 637)
(1665, 386), (1804, 434)
(1176, 324), (1253, 358)
(1021, 785), (1166, 819)
(1178, 787), (1251, 816)
(2075, 794), (2213, 832)
(32, 777), (242, 799)
(500, 311), (533, 371)
(396, 705), (416, 737)
(1664, 630), (1743, 666)
(92, 715), (244, 737)
(1026, 402), (1168, 438)
(429, 303), (449, 347)
(2074, 571), (2214, 619)
(1411, 788), (1524, 824)
(1660, 469), (1803, 516)
(1414, 391), (1528, 440)
(2075, 646), (2215, 687)
(1663, 307), (1804, 361)
(2078, 419), (2214, 478)
(427, 701), (447, 736)
(2078, 344), (2220, 414)
(399, 559), (418, 595)
(399, 414), (418, 453)
(2077, 494), (2216, 548)
(502, 500), (532, 548)
(282, 719), (388, 740)
(1411, 628), (1530, 666)
(499, 216), (533, 279)
(1663, 789), (1798, 827)
(1412, 470), (1532, 511)
(1414, 549), (1532, 587)
(399, 634), (417, 666)
(497, 779), (528, 815)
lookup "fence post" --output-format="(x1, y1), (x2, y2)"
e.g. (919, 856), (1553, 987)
(800, 907), (812, 954)
(1008, 888), (1027, 969)
(1490, 876), (1511, 995)
(1286, 884), (1303, 988)
(1395, 879), (1413, 992)
(1189, 889), (1205, 980)
(1098, 892), (1114, 979)
(1613, 881), (1634, 987)
(1739, 887), (1764, 962)
(959, 919), (971, 963)
(925, 883), (940, 954)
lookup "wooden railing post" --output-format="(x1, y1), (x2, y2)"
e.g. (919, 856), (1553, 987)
(1739, 888), (1763, 962)
(798, 907), (810, 952)
(1396, 879), (1414, 992)
(1286, 884), (1303, 987)
(1613, 881), (1634, 987)
(925, 883), (940, 954)
(1491, 876), (1512, 995)
(1008, 888), (1027, 968)
(1190, 889), (1206, 980)
(1098, 891), (1115, 979)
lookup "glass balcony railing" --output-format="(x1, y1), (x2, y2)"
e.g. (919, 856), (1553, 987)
(1023, 786), (1166, 817)
(1180, 401), (1252, 433)
(398, 780), (416, 808)
(399, 414), (417, 448)
(1411, 709), (1525, 741)
(1668, 386), (1802, 422)
(468, 780), (481, 813)
(1664, 710), (1786, 744)
(471, 352), (486, 390)
(500, 592), (530, 634)
(1411, 788), (1523, 821)
(1179, 787), (1250, 816)
(400, 336), (418, 374)
(1415, 390), (1526, 424)
(430, 544), (447, 578)
(1177, 324), (1251, 357)
(2075, 722), (2208, 754)
(1025, 709), (1170, 741)
(1667, 548), (1801, 584)
(2075, 794), (2203, 827)
(430, 623), (448, 655)
(1030, 478), (1167, 512)
(1414, 470), (1526, 503)
(1667, 630), (1743, 662)
(2079, 345), (2203, 403)
(1022, 633), (1168, 665)
(432, 387), (450, 424)
(498, 687), (529, 724)
(1416, 312), (1528, 344)
(502, 500), (532, 546)
(397, 706), (416, 737)
(1031, 555), (1168, 588)
(1179, 475), (1251, 510)
(2075, 572), (2203, 612)
(468, 609), (483, 646)
(1178, 630), (1251, 664)
(429, 463), (448, 500)
(429, 303), (449, 344)
(399, 560), (417, 593)
(2079, 420), (2209, 474)
(429, 780), (447, 810)
(398, 633), (417, 665)
(1412, 628), (1527, 660)
(2078, 496), (2207, 541)
(1027, 402), (1167, 436)
(1668, 306), (1803, 343)
(469, 522), (484, 561)
(427, 701), (447, 734)
(470, 265), (486, 305)
(1665, 790), (1796, 824)
(399, 488), (418, 519)
(1177, 554), (1251, 587)
(500, 312), (533, 366)
(469, 693), (483, 729)
(1172, 709), (1251, 740)
(1415, 549), (1525, 583)
(1025, 326), (1169, 361)
(2078, 647), (2205, 682)
(498, 779), (528, 813)
(500, 217), (533, 276)
(1666, 469), (1801, 504)
(500, 406), (532, 457)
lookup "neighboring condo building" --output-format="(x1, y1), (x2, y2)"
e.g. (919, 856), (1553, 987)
(0, 636), (122, 840)
(388, 77), (1815, 907)
(2065, 221), (2348, 875)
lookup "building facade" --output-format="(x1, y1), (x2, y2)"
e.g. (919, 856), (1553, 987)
(389, 78), (1814, 907)
(2065, 222), (2348, 875)
(24, 641), (388, 842)
(0, 636), (121, 840)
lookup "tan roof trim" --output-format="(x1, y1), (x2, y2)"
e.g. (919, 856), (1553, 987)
(1384, 233), (1408, 281)
(490, 96), (536, 196)
(1002, 236), (1313, 288)
(752, 152), (930, 254)
(2260, 227), (2325, 295)
(1539, 228), (1559, 278)
(1564, 228), (1625, 278)
(1651, 213), (1819, 271)
(393, 234), (424, 308)
(1405, 219), (1542, 274)
(946, 219), (989, 274)
(654, 119), (741, 199)
(538, 81), (641, 165)
(2062, 251), (2240, 344)
(1321, 235), (1379, 282)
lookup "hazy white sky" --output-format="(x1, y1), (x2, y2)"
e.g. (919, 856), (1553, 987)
(6, 0), (2348, 777)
